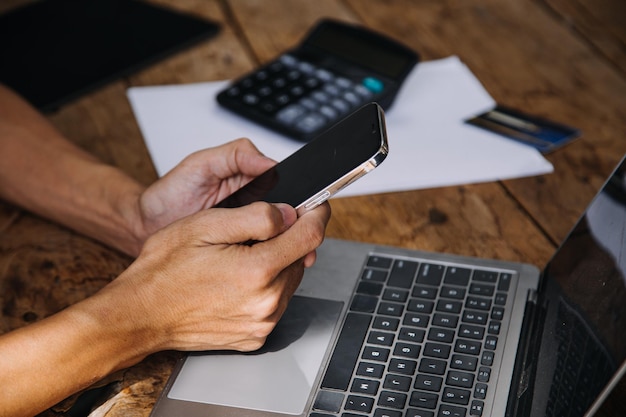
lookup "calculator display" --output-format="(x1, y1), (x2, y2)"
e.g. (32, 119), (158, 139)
(217, 19), (418, 142)
(305, 23), (416, 80)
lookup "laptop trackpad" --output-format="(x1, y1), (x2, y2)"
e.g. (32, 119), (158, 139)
(168, 295), (344, 414)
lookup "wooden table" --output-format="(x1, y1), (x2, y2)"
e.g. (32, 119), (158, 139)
(1, 0), (624, 416)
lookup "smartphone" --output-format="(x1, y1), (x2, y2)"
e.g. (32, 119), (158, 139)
(216, 102), (388, 214)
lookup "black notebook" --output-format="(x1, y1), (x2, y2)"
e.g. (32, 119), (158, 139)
(0, 0), (220, 112)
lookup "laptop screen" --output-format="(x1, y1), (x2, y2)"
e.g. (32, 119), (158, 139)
(520, 157), (626, 416)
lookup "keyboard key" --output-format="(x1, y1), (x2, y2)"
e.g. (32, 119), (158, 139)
(466, 296), (491, 311)
(436, 299), (462, 314)
(345, 395), (375, 412)
(399, 327), (426, 343)
(423, 342), (451, 359)
(477, 367), (491, 382)
(484, 336), (498, 350)
(440, 286), (466, 300)
(474, 383), (488, 399)
(378, 302), (404, 317)
(458, 324), (485, 340)
(454, 339), (481, 355)
(428, 327), (455, 343)
(368, 331), (394, 346)
(357, 281), (384, 296)
(389, 260), (418, 288)
(393, 342), (421, 359)
(362, 268), (388, 282)
(417, 263), (444, 286)
(481, 351), (494, 366)
(407, 409), (435, 417)
(351, 377), (380, 395)
(313, 390), (344, 412)
(498, 272), (513, 291)
(408, 299), (435, 313)
(321, 313), (371, 390)
(469, 283), (495, 297)
(384, 374), (412, 392)
(446, 370), (474, 388)
(375, 409), (403, 417)
(473, 270), (498, 283)
(419, 358), (447, 375)
(442, 387), (471, 405)
(367, 255), (393, 269)
(451, 354), (478, 371)
(379, 391), (408, 409)
(389, 358), (417, 375)
(413, 285), (438, 299)
(404, 313), (429, 328)
(383, 288), (409, 302)
(357, 361), (385, 378)
(351, 294), (378, 313)
(410, 391), (439, 409)
(373, 316), (400, 331)
(470, 400), (485, 416)
(363, 346), (390, 362)
(437, 404), (467, 417)
(433, 313), (458, 328)
(494, 292), (507, 305)
(414, 374), (443, 392)
(491, 307), (505, 321)
(488, 321), (501, 335)
(444, 267), (471, 286)
(462, 310), (488, 325)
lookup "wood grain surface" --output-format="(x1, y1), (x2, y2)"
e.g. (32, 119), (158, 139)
(0, 0), (623, 416)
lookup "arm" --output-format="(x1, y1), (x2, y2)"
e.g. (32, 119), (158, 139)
(0, 84), (276, 256)
(0, 201), (331, 417)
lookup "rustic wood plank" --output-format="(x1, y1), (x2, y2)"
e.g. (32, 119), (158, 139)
(344, 0), (626, 244)
(544, 0), (626, 74)
(225, 0), (356, 66)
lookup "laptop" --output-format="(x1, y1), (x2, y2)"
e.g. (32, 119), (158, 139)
(0, 0), (219, 112)
(150, 155), (626, 417)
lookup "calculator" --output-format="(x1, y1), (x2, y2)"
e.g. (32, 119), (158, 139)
(216, 19), (419, 142)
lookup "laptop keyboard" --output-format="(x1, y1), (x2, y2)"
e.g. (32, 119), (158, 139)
(310, 253), (515, 417)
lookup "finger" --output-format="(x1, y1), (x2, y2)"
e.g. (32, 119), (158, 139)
(207, 138), (276, 180)
(180, 202), (297, 246)
(252, 202), (331, 275)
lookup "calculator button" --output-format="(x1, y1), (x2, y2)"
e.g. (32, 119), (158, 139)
(362, 77), (384, 93)
(336, 77), (354, 89)
(299, 97), (317, 110)
(324, 84), (341, 96)
(243, 94), (259, 105)
(315, 68), (334, 82)
(276, 105), (306, 124)
(343, 91), (362, 106)
(298, 61), (316, 74)
(319, 105), (339, 120)
(355, 84), (374, 99)
(331, 98), (350, 113)
(312, 91), (330, 103)
(295, 113), (327, 133)
(279, 54), (298, 66)
(257, 86), (272, 97)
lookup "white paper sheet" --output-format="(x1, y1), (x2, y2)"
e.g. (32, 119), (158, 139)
(127, 56), (553, 197)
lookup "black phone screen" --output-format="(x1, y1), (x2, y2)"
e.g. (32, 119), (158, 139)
(216, 103), (385, 209)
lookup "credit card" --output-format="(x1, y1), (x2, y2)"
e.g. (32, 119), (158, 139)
(465, 105), (580, 153)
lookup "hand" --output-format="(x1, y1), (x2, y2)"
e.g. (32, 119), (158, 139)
(129, 138), (276, 254)
(92, 201), (331, 353)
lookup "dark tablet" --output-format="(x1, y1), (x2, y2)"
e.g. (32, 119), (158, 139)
(0, 0), (220, 112)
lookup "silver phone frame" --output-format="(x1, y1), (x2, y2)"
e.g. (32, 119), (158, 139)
(295, 104), (388, 215)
